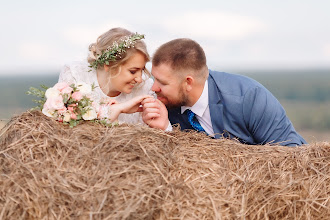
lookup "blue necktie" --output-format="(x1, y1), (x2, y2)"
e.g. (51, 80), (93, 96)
(186, 109), (206, 133)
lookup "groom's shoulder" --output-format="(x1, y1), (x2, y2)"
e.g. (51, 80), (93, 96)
(208, 69), (263, 94)
(209, 70), (256, 84)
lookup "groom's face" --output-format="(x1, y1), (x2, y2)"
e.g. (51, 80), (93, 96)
(151, 64), (188, 108)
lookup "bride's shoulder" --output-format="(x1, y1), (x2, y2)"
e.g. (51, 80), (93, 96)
(59, 60), (96, 84)
(65, 60), (95, 74)
(63, 60), (90, 70)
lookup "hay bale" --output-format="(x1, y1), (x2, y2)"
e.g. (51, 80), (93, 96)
(0, 111), (329, 219)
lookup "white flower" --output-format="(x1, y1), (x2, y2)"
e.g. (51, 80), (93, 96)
(82, 107), (97, 120)
(76, 82), (92, 95)
(42, 108), (55, 118)
(63, 112), (71, 122)
(45, 87), (60, 99)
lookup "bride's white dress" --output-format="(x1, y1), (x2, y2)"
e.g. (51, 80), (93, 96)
(58, 61), (153, 125)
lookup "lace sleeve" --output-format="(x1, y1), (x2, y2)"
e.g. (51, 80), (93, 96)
(58, 65), (75, 84)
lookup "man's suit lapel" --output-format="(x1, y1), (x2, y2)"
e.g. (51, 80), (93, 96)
(208, 73), (225, 139)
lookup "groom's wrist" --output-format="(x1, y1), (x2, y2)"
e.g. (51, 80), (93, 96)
(164, 120), (172, 131)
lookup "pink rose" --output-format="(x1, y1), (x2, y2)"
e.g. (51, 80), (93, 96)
(44, 96), (65, 110)
(61, 86), (73, 95)
(68, 106), (74, 113)
(71, 113), (77, 120)
(57, 107), (67, 115)
(53, 82), (70, 92)
(72, 92), (83, 101)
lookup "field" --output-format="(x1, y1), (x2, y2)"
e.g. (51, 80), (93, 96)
(1, 69), (330, 142)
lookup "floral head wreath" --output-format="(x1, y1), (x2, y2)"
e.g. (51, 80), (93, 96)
(89, 33), (145, 69)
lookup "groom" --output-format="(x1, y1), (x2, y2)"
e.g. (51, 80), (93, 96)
(142, 38), (306, 146)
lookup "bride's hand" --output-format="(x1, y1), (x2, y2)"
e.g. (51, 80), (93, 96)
(108, 95), (153, 122)
(119, 95), (154, 114)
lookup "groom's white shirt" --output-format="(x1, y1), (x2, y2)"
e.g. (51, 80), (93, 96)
(180, 80), (215, 136)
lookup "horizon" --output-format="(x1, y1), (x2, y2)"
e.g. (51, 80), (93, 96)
(1, 66), (330, 77)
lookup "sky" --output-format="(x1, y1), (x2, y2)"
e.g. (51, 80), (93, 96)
(1, 0), (330, 75)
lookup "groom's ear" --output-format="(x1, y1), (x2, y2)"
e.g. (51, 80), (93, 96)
(185, 76), (194, 92)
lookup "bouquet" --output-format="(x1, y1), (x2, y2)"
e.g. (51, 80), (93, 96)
(27, 82), (116, 127)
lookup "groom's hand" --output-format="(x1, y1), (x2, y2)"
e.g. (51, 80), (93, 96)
(142, 97), (170, 130)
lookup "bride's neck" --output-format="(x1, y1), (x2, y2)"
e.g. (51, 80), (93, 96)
(96, 69), (121, 97)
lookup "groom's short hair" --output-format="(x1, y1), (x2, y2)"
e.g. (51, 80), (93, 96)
(152, 38), (207, 72)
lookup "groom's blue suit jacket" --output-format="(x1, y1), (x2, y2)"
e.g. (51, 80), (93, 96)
(168, 70), (307, 146)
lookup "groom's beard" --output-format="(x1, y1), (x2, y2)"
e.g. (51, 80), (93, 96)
(156, 87), (188, 109)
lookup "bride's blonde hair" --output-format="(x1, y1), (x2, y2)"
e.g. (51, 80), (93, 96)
(87, 27), (150, 76)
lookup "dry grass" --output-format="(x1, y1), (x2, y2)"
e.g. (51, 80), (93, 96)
(0, 121), (6, 130)
(1, 111), (329, 219)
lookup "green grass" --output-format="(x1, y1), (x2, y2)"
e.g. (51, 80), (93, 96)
(241, 69), (330, 102)
(281, 100), (330, 131)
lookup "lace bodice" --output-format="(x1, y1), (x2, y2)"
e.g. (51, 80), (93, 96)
(58, 61), (154, 125)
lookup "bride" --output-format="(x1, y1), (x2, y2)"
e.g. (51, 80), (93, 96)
(58, 27), (156, 124)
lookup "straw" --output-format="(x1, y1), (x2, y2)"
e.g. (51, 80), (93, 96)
(1, 111), (329, 219)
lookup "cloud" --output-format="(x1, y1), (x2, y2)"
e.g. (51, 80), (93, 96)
(18, 42), (58, 61)
(161, 11), (266, 41)
(323, 43), (330, 57)
(61, 21), (133, 47)
(1, 41), (64, 73)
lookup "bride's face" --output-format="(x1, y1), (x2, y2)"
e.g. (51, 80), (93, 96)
(109, 51), (147, 95)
